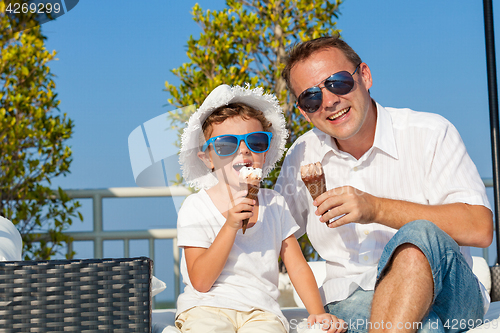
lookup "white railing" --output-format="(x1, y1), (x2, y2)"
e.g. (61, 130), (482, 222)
(60, 178), (496, 301)
(63, 186), (191, 299)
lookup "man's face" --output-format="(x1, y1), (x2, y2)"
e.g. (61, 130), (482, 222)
(290, 47), (375, 150)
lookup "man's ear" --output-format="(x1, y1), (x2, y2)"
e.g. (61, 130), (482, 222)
(197, 151), (214, 171)
(358, 62), (373, 91)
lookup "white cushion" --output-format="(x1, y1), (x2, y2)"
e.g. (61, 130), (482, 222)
(0, 217), (22, 261)
(152, 276), (167, 297)
(472, 256), (491, 294)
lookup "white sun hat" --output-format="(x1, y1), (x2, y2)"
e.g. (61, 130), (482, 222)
(179, 84), (288, 190)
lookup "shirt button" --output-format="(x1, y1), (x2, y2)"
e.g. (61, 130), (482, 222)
(363, 255), (369, 261)
(353, 166), (359, 171)
(364, 230), (369, 235)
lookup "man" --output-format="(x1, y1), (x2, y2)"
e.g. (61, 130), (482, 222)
(275, 36), (493, 333)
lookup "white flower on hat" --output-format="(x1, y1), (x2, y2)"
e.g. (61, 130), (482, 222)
(179, 84), (288, 190)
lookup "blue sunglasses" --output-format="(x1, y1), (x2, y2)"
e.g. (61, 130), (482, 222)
(202, 131), (273, 156)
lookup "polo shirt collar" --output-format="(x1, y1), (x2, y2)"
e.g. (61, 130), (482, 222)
(372, 102), (398, 160)
(314, 101), (399, 160)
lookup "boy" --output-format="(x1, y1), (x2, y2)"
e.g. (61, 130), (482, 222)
(176, 84), (345, 333)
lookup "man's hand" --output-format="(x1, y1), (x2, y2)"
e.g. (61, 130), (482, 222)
(307, 313), (347, 333)
(313, 186), (493, 247)
(314, 186), (378, 228)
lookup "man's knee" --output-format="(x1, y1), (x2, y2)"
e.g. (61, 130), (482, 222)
(379, 220), (459, 277)
(400, 220), (447, 242)
(400, 220), (457, 248)
(384, 243), (430, 275)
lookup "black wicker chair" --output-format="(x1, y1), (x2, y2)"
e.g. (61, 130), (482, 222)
(0, 257), (152, 332)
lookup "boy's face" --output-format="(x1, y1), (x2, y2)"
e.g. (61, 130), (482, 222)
(198, 116), (267, 188)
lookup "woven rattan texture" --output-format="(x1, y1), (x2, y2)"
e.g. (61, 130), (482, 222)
(491, 264), (500, 302)
(0, 257), (151, 332)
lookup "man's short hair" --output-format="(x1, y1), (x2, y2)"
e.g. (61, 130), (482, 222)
(282, 36), (363, 96)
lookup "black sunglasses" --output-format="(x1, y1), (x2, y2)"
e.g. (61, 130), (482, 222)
(296, 64), (360, 113)
(201, 131), (272, 157)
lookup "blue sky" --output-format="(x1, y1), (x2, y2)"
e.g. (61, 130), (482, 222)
(33, 0), (500, 301)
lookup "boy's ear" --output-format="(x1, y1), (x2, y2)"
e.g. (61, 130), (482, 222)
(197, 151), (214, 171)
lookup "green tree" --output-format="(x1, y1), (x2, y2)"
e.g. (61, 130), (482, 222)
(0, 1), (82, 260)
(165, 0), (342, 260)
(166, 1), (342, 151)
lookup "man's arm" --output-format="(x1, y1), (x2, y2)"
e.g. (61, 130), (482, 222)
(314, 186), (493, 248)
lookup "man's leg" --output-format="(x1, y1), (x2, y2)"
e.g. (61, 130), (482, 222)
(325, 288), (444, 333)
(370, 220), (484, 333)
(325, 288), (373, 333)
(370, 243), (433, 332)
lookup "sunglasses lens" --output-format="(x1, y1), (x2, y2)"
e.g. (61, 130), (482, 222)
(246, 132), (270, 152)
(297, 71), (355, 113)
(325, 71), (354, 95)
(298, 87), (323, 113)
(213, 135), (238, 156)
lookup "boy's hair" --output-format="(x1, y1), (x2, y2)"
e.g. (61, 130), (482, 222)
(282, 36), (363, 97)
(201, 102), (272, 140)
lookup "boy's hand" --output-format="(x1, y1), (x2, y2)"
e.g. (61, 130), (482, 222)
(307, 313), (346, 333)
(225, 190), (255, 230)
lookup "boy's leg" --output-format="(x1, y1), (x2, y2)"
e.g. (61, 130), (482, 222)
(237, 309), (287, 333)
(175, 306), (236, 333)
(374, 220), (484, 333)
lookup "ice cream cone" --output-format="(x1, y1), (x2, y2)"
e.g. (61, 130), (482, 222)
(301, 162), (343, 226)
(301, 162), (326, 200)
(239, 167), (262, 234)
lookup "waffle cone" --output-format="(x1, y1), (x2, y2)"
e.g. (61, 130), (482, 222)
(240, 183), (260, 234)
(302, 174), (326, 200)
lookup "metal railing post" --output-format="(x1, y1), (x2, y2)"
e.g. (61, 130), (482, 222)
(124, 239), (130, 258)
(93, 193), (103, 258)
(173, 237), (180, 298)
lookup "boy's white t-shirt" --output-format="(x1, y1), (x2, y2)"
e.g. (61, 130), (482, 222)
(176, 188), (299, 331)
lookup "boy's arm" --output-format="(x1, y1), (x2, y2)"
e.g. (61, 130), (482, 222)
(185, 197), (255, 293)
(280, 235), (325, 314)
(281, 235), (346, 333)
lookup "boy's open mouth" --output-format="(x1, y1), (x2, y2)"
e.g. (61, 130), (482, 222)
(233, 162), (252, 172)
